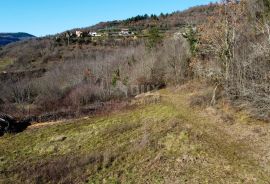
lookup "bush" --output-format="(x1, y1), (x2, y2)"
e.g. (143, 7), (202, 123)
(196, 0), (270, 120)
(147, 27), (163, 48)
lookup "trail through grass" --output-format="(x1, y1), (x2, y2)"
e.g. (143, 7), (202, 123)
(1, 83), (270, 183)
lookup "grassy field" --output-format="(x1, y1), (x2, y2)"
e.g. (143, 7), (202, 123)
(1, 81), (270, 184)
(0, 58), (13, 72)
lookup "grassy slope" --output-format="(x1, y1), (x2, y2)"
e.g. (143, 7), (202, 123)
(0, 59), (13, 72)
(1, 81), (270, 184)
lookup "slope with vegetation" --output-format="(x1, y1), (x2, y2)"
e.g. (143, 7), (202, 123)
(0, 5), (203, 118)
(1, 82), (270, 183)
(0, 0), (270, 182)
(0, 0), (268, 124)
(0, 0), (268, 122)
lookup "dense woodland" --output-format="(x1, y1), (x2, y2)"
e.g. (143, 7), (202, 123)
(0, 0), (269, 121)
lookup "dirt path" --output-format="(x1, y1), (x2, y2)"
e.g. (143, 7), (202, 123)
(28, 121), (65, 129)
(161, 85), (270, 183)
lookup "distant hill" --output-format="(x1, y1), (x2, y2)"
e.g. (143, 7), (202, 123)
(0, 32), (35, 46)
(77, 4), (218, 33)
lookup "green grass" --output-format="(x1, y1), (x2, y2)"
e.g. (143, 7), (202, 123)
(0, 58), (13, 71)
(0, 89), (270, 183)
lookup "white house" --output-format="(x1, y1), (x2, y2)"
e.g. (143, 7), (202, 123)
(89, 32), (101, 37)
(119, 29), (134, 36)
(76, 31), (83, 37)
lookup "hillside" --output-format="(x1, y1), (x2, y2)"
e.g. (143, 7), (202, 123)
(0, 32), (35, 46)
(0, 3), (220, 119)
(1, 0), (270, 183)
(0, 4), (218, 72)
(0, 0), (269, 121)
(1, 81), (270, 183)
(82, 4), (217, 32)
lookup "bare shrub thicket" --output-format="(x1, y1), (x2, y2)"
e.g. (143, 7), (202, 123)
(198, 0), (270, 120)
(127, 36), (191, 87)
(0, 32), (190, 116)
(162, 35), (191, 85)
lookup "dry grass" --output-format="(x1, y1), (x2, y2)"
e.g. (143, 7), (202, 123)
(0, 58), (13, 72)
(1, 81), (270, 183)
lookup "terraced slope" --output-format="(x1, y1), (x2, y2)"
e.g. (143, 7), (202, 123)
(1, 82), (270, 183)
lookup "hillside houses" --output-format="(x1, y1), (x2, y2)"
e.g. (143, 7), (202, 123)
(89, 32), (102, 37)
(75, 28), (134, 38)
(57, 28), (136, 40)
(119, 29), (134, 36)
(75, 31), (83, 37)
(55, 28), (142, 45)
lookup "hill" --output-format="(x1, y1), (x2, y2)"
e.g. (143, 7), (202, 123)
(0, 1), (270, 183)
(0, 1), (269, 122)
(0, 32), (35, 46)
(0, 4), (218, 72)
(73, 4), (217, 33)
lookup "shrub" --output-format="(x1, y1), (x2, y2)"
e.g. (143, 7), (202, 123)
(147, 27), (163, 48)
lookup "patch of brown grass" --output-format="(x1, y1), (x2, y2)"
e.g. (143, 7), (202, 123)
(9, 151), (118, 184)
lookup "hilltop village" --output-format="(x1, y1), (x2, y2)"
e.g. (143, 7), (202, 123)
(54, 26), (177, 45)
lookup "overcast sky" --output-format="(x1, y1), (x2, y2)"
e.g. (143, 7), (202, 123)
(0, 0), (216, 36)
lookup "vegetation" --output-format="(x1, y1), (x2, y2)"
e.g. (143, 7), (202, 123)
(196, 0), (270, 120)
(0, 58), (13, 71)
(125, 14), (150, 23)
(147, 27), (164, 48)
(0, 0), (268, 121)
(1, 1), (270, 182)
(1, 83), (270, 183)
(182, 26), (198, 56)
(0, 34), (191, 117)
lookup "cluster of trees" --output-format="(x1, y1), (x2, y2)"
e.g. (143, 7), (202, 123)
(0, 32), (190, 117)
(195, 0), (270, 120)
(124, 13), (170, 23)
(125, 14), (150, 23)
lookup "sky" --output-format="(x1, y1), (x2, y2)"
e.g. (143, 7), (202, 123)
(0, 0), (215, 37)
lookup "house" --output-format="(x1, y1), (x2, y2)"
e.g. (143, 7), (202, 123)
(75, 31), (83, 37)
(89, 32), (97, 36)
(119, 29), (134, 36)
(89, 32), (102, 37)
